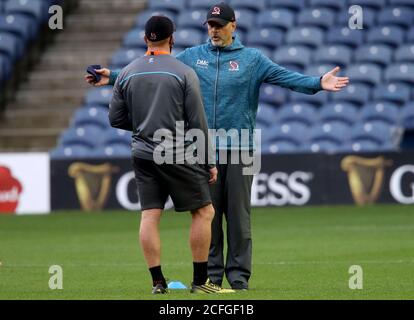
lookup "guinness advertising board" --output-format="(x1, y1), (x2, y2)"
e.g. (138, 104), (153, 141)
(51, 152), (414, 211)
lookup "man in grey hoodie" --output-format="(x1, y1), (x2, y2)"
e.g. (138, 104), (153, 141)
(109, 15), (233, 294)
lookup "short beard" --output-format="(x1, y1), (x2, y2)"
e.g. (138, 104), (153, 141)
(211, 38), (225, 47)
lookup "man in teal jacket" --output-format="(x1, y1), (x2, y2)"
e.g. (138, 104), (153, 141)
(85, 2), (349, 290)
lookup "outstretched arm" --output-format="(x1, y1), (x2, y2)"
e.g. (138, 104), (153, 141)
(84, 68), (120, 87)
(320, 66), (349, 92)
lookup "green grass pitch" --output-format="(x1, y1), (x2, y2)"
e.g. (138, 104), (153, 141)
(0, 205), (413, 300)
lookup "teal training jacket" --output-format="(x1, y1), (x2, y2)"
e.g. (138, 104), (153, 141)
(109, 35), (323, 150)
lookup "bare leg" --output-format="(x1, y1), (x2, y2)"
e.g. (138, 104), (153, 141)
(139, 209), (162, 268)
(190, 204), (214, 262)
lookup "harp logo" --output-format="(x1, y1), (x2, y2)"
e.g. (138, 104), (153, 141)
(68, 163), (119, 211)
(341, 156), (392, 205)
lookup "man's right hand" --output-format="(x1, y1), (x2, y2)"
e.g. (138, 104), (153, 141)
(209, 167), (218, 184)
(84, 68), (111, 87)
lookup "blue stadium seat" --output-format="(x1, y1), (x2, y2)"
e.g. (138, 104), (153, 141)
(267, 0), (306, 12)
(262, 141), (301, 154)
(123, 29), (145, 49)
(85, 87), (113, 107)
(330, 84), (371, 106)
(309, 0), (346, 10)
(4, 0), (45, 23)
(359, 102), (400, 125)
(93, 145), (131, 158)
(174, 28), (203, 48)
(102, 128), (131, 147)
(256, 122), (272, 143)
(337, 7), (376, 29)
(347, 0), (386, 11)
(366, 26), (405, 47)
(297, 8), (335, 30)
(233, 9), (256, 32)
(176, 10), (205, 30)
(318, 102), (359, 126)
(0, 14), (33, 42)
(389, 0), (414, 8)
(246, 28), (283, 50)
(377, 7), (414, 29)
(259, 84), (288, 107)
(394, 45), (414, 63)
(148, 0), (186, 14)
(304, 64), (336, 77)
(277, 102), (317, 127)
(313, 45), (352, 68)
(273, 45), (312, 70)
(326, 27), (364, 48)
(72, 107), (109, 130)
(188, 0), (220, 10)
(354, 45), (393, 67)
(0, 32), (22, 61)
(110, 48), (146, 69)
(135, 10), (176, 28)
(309, 121), (351, 144)
(400, 103), (414, 129)
(350, 121), (396, 145)
(385, 63), (414, 84)
(339, 141), (384, 153)
(408, 27), (414, 42)
(230, 0), (266, 13)
(267, 122), (308, 146)
(0, 53), (11, 83)
(249, 45), (272, 59)
(372, 83), (411, 105)
(285, 27), (324, 48)
(305, 140), (342, 153)
(256, 103), (279, 127)
(50, 145), (94, 159)
(346, 64), (382, 86)
(257, 9), (295, 31)
(59, 125), (105, 149)
(290, 90), (328, 107)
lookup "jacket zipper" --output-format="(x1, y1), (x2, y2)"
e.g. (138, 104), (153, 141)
(213, 48), (220, 130)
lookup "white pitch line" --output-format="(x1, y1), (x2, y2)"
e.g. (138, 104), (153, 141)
(2, 260), (414, 268)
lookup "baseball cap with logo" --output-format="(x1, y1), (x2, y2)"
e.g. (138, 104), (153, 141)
(204, 2), (236, 27)
(145, 15), (175, 42)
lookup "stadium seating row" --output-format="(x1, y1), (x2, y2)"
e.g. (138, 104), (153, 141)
(51, 0), (414, 157)
(146, 0), (414, 13)
(0, 0), (63, 84)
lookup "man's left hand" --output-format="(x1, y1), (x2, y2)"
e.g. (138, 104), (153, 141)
(321, 66), (349, 92)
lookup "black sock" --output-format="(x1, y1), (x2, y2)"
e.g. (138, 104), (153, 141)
(149, 265), (166, 287)
(193, 262), (208, 286)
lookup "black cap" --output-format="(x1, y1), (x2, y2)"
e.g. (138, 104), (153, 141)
(145, 15), (175, 42)
(204, 2), (236, 27)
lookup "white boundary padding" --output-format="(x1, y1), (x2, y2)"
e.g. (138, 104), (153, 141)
(0, 153), (50, 215)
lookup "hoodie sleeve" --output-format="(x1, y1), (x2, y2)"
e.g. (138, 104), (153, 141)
(109, 70), (121, 86)
(184, 69), (216, 169)
(108, 75), (133, 131)
(258, 53), (322, 95)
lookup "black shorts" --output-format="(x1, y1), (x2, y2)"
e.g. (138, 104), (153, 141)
(132, 157), (212, 212)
